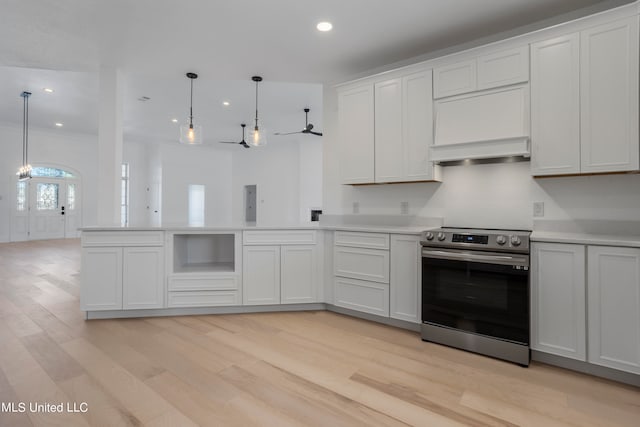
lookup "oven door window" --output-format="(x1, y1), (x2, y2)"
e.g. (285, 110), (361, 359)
(422, 257), (529, 344)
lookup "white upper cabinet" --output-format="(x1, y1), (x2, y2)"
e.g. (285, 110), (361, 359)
(433, 59), (476, 99)
(581, 17), (639, 173)
(531, 17), (639, 176)
(338, 84), (375, 184)
(340, 69), (439, 185)
(477, 46), (529, 90)
(433, 46), (529, 99)
(375, 70), (438, 183)
(531, 33), (581, 176)
(531, 243), (586, 361)
(588, 245), (640, 374)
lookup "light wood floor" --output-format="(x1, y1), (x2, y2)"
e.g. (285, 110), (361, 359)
(0, 239), (639, 426)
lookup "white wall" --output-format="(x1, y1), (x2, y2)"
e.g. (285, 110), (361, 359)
(159, 143), (233, 226)
(298, 138), (323, 222)
(231, 141), (301, 225)
(322, 85), (640, 229)
(0, 124), (98, 242)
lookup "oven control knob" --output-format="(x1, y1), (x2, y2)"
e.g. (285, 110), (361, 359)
(510, 235), (522, 247)
(496, 235), (507, 245)
(437, 232), (447, 241)
(424, 231), (434, 241)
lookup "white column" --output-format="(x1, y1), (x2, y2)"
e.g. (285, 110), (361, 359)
(97, 66), (124, 226)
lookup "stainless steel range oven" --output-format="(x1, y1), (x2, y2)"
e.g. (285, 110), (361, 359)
(420, 228), (531, 366)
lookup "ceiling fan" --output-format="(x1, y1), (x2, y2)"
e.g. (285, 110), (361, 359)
(274, 108), (323, 136)
(218, 124), (250, 148)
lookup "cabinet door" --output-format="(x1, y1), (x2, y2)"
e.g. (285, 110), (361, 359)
(338, 84), (375, 184)
(390, 234), (421, 323)
(433, 59), (476, 99)
(531, 33), (581, 176)
(404, 70), (437, 181)
(581, 17), (639, 173)
(123, 247), (164, 309)
(374, 78), (403, 183)
(531, 243), (586, 360)
(281, 245), (317, 304)
(243, 245), (280, 305)
(80, 247), (123, 311)
(588, 246), (640, 374)
(477, 46), (529, 90)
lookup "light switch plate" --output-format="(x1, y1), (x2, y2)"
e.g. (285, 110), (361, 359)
(533, 201), (544, 217)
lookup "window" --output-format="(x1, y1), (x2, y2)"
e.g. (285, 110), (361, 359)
(31, 167), (74, 178)
(16, 181), (27, 211)
(36, 183), (59, 210)
(121, 163), (129, 226)
(67, 183), (76, 211)
(188, 184), (205, 227)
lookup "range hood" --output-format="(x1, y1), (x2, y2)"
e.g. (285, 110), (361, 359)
(432, 86), (530, 163)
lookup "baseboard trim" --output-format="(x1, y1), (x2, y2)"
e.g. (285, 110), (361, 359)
(532, 350), (640, 387)
(85, 303), (326, 320)
(325, 304), (421, 332)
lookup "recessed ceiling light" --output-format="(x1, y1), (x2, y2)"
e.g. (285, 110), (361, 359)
(316, 21), (333, 32)
(43, 88), (54, 93)
(55, 123), (63, 127)
(223, 101), (230, 106)
(171, 118), (178, 123)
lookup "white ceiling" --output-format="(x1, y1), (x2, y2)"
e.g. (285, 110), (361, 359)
(0, 0), (629, 144)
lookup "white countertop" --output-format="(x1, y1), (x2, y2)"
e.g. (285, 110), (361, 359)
(531, 231), (640, 248)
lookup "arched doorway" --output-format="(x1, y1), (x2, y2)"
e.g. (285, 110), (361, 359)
(12, 166), (82, 241)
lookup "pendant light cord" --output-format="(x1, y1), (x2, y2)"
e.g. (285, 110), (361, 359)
(254, 80), (259, 130)
(189, 78), (194, 128)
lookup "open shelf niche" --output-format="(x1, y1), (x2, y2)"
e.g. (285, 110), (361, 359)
(173, 234), (236, 273)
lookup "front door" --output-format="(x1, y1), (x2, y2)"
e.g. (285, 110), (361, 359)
(29, 178), (66, 240)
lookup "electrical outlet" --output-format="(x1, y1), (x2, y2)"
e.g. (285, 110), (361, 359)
(400, 201), (409, 215)
(533, 202), (544, 217)
(352, 201), (360, 214)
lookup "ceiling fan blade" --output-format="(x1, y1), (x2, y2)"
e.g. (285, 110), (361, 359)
(219, 141), (240, 144)
(307, 124), (314, 131)
(274, 131), (302, 136)
(309, 131), (323, 136)
(241, 142), (250, 148)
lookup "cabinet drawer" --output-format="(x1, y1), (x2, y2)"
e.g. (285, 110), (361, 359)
(243, 230), (317, 245)
(334, 231), (389, 249)
(167, 291), (240, 308)
(334, 277), (389, 317)
(168, 275), (238, 291)
(82, 231), (164, 247)
(334, 246), (390, 283)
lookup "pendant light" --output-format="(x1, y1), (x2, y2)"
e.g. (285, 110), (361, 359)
(179, 72), (203, 144)
(250, 76), (267, 147)
(17, 91), (32, 181)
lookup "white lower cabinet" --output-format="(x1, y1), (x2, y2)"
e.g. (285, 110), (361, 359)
(81, 247), (123, 311)
(243, 245), (281, 305)
(81, 245), (164, 311)
(333, 231), (419, 321)
(531, 243), (586, 360)
(532, 242), (640, 376)
(281, 245), (318, 304)
(587, 246), (640, 374)
(122, 247), (165, 310)
(390, 234), (421, 323)
(242, 230), (318, 306)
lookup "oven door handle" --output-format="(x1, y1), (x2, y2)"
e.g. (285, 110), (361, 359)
(421, 249), (529, 267)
